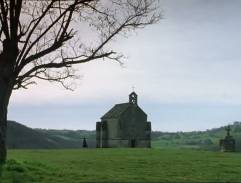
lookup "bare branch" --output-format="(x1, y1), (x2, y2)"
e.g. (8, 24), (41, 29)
(0, 0), (161, 90)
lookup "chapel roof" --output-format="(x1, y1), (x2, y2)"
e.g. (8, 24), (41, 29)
(101, 103), (130, 119)
(101, 92), (147, 119)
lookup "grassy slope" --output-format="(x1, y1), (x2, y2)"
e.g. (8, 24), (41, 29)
(152, 122), (241, 151)
(1, 149), (241, 183)
(7, 121), (96, 149)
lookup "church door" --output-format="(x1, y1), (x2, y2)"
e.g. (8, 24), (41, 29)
(131, 139), (136, 148)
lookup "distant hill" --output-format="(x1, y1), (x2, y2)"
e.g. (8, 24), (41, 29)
(152, 121), (241, 151)
(7, 121), (58, 149)
(7, 120), (241, 151)
(7, 121), (96, 149)
(35, 128), (96, 148)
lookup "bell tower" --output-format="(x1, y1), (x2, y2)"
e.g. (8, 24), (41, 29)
(129, 92), (138, 105)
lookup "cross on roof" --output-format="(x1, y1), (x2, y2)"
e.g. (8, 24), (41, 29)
(132, 86), (135, 92)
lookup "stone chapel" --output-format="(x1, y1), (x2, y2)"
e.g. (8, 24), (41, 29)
(96, 92), (151, 148)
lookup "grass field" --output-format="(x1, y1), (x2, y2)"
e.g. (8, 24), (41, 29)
(1, 149), (241, 183)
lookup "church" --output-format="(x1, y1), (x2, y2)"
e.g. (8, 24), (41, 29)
(96, 92), (151, 148)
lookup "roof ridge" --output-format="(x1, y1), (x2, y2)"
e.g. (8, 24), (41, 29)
(101, 102), (131, 119)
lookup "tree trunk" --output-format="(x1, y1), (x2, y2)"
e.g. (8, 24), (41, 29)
(0, 40), (17, 164)
(0, 77), (12, 164)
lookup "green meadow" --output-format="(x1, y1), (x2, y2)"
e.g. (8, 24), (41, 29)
(1, 149), (241, 183)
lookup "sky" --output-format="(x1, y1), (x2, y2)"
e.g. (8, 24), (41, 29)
(8, 0), (241, 132)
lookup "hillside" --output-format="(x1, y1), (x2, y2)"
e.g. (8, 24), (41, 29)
(7, 121), (59, 149)
(152, 121), (241, 151)
(35, 128), (96, 148)
(7, 121), (95, 149)
(6, 120), (241, 151)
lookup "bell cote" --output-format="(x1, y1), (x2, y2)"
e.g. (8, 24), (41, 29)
(129, 92), (138, 105)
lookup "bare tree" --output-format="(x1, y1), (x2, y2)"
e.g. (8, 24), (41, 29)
(0, 0), (160, 163)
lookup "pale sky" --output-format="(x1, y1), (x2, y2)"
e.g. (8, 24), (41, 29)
(8, 0), (241, 132)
